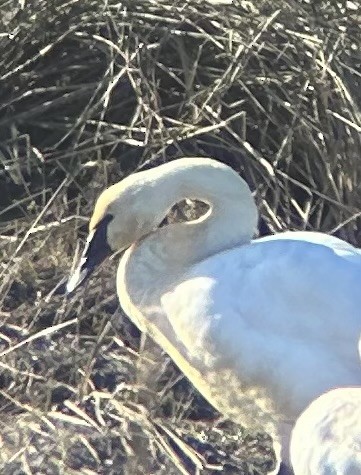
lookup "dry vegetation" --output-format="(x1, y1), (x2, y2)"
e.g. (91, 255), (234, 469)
(0, 0), (360, 473)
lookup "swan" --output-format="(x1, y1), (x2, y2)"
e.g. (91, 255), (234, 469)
(67, 157), (361, 473)
(290, 387), (361, 474)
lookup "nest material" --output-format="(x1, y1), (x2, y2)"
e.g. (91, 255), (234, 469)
(0, 1), (360, 473)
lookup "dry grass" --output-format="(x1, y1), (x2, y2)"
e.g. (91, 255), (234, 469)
(0, 0), (360, 473)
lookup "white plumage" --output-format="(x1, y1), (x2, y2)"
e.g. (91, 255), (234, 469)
(67, 157), (361, 473)
(290, 388), (361, 475)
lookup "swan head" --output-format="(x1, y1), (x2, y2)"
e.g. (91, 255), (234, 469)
(66, 172), (166, 294)
(66, 157), (257, 294)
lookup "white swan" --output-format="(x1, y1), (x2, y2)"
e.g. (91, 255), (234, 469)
(67, 157), (361, 473)
(290, 387), (361, 474)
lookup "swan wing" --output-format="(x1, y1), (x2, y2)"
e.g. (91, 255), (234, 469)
(161, 235), (361, 417)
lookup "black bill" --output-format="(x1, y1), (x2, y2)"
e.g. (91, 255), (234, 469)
(66, 214), (113, 294)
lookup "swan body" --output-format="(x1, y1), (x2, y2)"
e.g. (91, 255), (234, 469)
(290, 388), (361, 475)
(118, 230), (361, 422)
(67, 157), (361, 472)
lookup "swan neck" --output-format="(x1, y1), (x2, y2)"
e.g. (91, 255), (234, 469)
(118, 159), (258, 322)
(149, 159), (258, 265)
